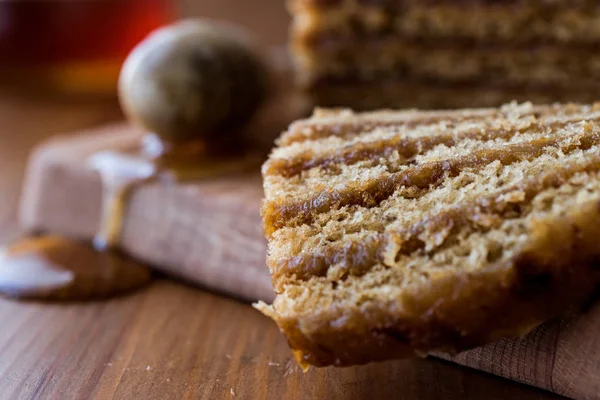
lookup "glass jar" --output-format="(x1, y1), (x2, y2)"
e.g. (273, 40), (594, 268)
(0, 0), (173, 97)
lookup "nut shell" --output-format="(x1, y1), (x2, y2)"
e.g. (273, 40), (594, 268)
(119, 19), (269, 143)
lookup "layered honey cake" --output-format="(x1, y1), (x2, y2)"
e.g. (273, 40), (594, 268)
(290, 0), (600, 109)
(258, 102), (600, 367)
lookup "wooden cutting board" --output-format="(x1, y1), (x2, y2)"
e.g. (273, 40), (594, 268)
(18, 122), (600, 400)
(20, 124), (273, 302)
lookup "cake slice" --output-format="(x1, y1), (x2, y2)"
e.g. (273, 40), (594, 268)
(258, 102), (600, 367)
(290, 0), (600, 109)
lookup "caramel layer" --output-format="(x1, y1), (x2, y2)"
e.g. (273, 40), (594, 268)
(281, 109), (501, 145)
(306, 79), (600, 110)
(271, 154), (600, 283)
(263, 130), (600, 236)
(266, 115), (600, 178)
(294, 39), (600, 88)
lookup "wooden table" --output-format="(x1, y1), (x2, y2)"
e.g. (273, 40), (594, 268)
(0, 80), (563, 400)
(0, 2), (563, 399)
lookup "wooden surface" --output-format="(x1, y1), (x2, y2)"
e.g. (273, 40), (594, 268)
(23, 124), (600, 400)
(0, 99), (562, 400)
(20, 125), (274, 302)
(0, 1), (567, 399)
(445, 303), (600, 400)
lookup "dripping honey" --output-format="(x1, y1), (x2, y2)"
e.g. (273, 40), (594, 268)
(91, 134), (260, 250)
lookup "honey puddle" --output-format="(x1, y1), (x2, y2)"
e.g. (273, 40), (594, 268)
(0, 236), (151, 301)
(0, 137), (260, 301)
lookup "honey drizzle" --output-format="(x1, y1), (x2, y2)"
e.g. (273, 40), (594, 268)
(90, 142), (260, 249)
(89, 150), (157, 250)
(94, 183), (136, 251)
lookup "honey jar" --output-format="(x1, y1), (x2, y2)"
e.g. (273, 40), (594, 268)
(0, 0), (173, 97)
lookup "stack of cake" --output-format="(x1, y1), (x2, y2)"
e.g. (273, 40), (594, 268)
(290, 0), (600, 109)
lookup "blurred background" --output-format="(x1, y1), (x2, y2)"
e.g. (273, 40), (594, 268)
(0, 0), (289, 244)
(0, 0), (288, 98)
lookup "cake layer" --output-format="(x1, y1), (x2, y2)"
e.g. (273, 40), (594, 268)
(259, 102), (600, 367)
(294, 40), (600, 87)
(291, 2), (600, 45)
(306, 80), (600, 110)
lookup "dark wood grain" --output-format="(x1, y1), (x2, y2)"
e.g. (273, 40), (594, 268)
(0, 280), (562, 400)
(440, 302), (600, 400)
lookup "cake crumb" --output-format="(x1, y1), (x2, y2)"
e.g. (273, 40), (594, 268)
(261, 100), (600, 368)
(146, 365), (151, 371)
